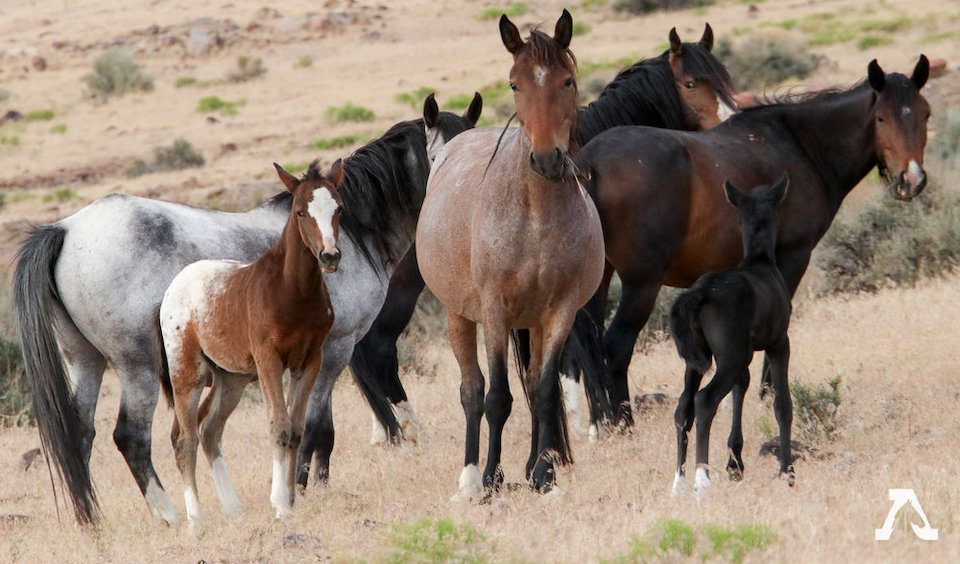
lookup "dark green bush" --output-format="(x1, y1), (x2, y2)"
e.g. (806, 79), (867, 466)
(612, 0), (712, 15)
(791, 377), (842, 442)
(715, 31), (821, 90)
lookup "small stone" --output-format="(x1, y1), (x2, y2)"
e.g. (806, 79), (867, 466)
(31, 56), (47, 71)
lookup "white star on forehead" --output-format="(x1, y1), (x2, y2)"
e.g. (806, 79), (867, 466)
(902, 106), (912, 116)
(534, 65), (548, 87)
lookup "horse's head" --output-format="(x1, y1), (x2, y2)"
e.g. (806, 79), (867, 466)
(423, 91), (483, 162)
(667, 24), (736, 130)
(274, 159), (345, 273)
(724, 174), (789, 258)
(500, 9), (579, 181)
(868, 55), (931, 201)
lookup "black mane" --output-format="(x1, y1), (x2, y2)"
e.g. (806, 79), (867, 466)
(268, 111), (473, 271)
(578, 42), (734, 143)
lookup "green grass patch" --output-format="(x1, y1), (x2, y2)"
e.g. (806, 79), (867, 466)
(858, 35), (892, 50)
(582, 0), (607, 9)
(127, 138), (205, 177)
(476, 3), (529, 21)
(281, 162), (308, 174)
(25, 109), (55, 122)
(606, 519), (777, 563)
(444, 93), (476, 110)
(309, 134), (366, 151)
(0, 135), (20, 147)
(197, 96), (245, 116)
(383, 517), (496, 563)
(43, 187), (78, 203)
(50, 123), (67, 134)
(226, 56), (266, 83)
(572, 22), (592, 36)
(859, 15), (910, 33)
(175, 76), (197, 88)
(294, 56), (313, 69)
(395, 86), (435, 109)
(919, 30), (957, 44)
(326, 102), (375, 123)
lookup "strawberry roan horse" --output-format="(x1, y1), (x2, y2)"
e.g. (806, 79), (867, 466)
(417, 10), (604, 496)
(159, 161), (343, 522)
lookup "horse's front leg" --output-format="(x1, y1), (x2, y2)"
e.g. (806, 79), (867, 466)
(480, 308), (512, 492)
(446, 311), (485, 501)
(288, 354), (324, 505)
(529, 312), (576, 493)
(254, 351), (293, 519)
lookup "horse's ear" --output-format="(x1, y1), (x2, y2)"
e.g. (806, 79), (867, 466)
(867, 59), (886, 92)
(500, 14), (524, 55)
(554, 9), (573, 50)
(464, 92), (483, 126)
(911, 54), (929, 90)
(423, 93), (439, 129)
(768, 173), (790, 205)
(274, 162), (299, 193)
(700, 23), (714, 51)
(669, 27), (683, 56)
(327, 158), (345, 187)
(723, 179), (745, 208)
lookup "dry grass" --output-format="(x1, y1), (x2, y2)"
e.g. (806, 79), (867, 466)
(1, 0), (959, 560)
(2, 276), (960, 561)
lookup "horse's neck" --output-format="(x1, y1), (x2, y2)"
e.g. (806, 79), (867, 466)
(259, 219), (324, 300)
(502, 136), (584, 215)
(782, 87), (878, 206)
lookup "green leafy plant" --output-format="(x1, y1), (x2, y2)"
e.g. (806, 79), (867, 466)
(395, 86), (435, 109)
(197, 96), (246, 116)
(309, 135), (366, 151)
(294, 57), (313, 69)
(791, 377), (842, 442)
(384, 517), (495, 563)
(42, 187), (78, 203)
(50, 124), (67, 134)
(85, 48), (154, 99)
(127, 138), (205, 177)
(25, 109), (55, 122)
(476, 3), (529, 21)
(226, 56), (266, 83)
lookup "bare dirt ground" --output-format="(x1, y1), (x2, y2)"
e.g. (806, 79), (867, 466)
(1, 0), (959, 561)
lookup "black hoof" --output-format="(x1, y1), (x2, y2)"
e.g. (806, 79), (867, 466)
(726, 462), (744, 482)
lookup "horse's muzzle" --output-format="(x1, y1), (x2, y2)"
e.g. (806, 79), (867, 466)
(530, 148), (567, 182)
(319, 249), (341, 273)
(892, 162), (927, 201)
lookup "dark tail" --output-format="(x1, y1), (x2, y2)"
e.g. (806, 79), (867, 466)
(13, 224), (100, 525)
(349, 343), (402, 442)
(510, 330), (572, 465)
(152, 304), (173, 408)
(669, 291), (712, 373)
(562, 307), (615, 425)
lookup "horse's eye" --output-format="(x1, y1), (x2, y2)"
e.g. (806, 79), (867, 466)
(877, 116), (885, 123)
(510, 82), (519, 92)
(564, 77), (574, 88)
(297, 211), (306, 217)
(684, 81), (695, 89)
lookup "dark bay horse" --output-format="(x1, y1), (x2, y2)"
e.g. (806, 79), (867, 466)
(670, 175), (793, 498)
(578, 56), (931, 426)
(417, 10), (605, 497)
(160, 161), (343, 523)
(12, 97), (480, 525)
(356, 24), (736, 444)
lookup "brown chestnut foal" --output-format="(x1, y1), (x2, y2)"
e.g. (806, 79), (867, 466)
(159, 160), (343, 524)
(418, 10), (604, 498)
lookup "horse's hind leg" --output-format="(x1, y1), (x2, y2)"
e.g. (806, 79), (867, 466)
(768, 338), (795, 485)
(692, 361), (747, 498)
(56, 326), (106, 467)
(447, 312), (484, 501)
(199, 371), (248, 516)
(523, 328), (544, 480)
(604, 279), (662, 428)
(726, 375), (750, 481)
(673, 366), (704, 495)
(287, 358), (323, 506)
(113, 359), (178, 525)
(166, 355), (204, 524)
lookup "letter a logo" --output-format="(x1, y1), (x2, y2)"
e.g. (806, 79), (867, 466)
(875, 489), (938, 541)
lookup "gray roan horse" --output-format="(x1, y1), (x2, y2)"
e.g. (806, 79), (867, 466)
(417, 10), (604, 498)
(13, 94), (482, 525)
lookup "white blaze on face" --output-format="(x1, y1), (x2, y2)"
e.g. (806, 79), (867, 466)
(425, 125), (446, 162)
(534, 65), (548, 87)
(308, 187), (339, 255)
(718, 100), (736, 122)
(906, 159), (924, 186)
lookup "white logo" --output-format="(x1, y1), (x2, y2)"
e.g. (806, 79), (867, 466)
(875, 489), (938, 541)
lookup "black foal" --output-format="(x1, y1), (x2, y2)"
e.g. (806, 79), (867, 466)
(669, 174), (794, 498)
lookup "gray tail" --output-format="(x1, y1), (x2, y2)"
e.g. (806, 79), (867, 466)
(562, 305), (615, 425)
(348, 345), (402, 442)
(13, 224), (100, 525)
(510, 330), (572, 465)
(152, 304), (173, 408)
(668, 291), (712, 373)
